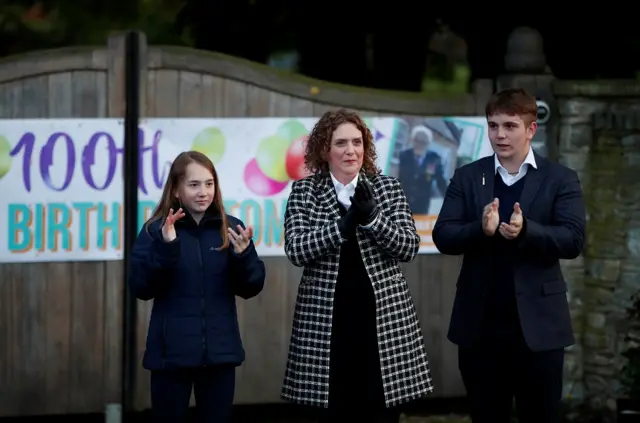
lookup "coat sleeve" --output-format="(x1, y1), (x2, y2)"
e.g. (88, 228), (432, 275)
(519, 169), (586, 259)
(284, 179), (343, 267)
(432, 169), (488, 255)
(229, 220), (266, 299)
(363, 177), (420, 262)
(127, 226), (181, 301)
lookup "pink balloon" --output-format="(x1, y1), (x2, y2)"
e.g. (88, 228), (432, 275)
(244, 158), (289, 196)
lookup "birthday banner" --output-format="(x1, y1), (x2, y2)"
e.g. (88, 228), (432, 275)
(0, 117), (492, 263)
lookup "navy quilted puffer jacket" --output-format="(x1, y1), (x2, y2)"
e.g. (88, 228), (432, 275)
(128, 211), (266, 370)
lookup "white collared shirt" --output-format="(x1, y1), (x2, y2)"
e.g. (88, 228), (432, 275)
(494, 148), (537, 186)
(330, 172), (358, 208)
(329, 172), (378, 229)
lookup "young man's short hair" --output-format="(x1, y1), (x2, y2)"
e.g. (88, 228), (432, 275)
(485, 88), (538, 125)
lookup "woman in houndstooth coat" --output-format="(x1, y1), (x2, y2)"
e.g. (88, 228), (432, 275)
(281, 109), (434, 423)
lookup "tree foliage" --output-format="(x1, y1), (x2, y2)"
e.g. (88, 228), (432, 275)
(0, 0), (191, 57)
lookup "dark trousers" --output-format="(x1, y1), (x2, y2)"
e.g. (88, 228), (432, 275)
(458, 335), (564, 423)
(150, 365), (236, 423)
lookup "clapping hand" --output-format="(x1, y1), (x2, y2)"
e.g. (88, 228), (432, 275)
(482, 198), (499, 236)
(161, 208), (186, 242)
(228, 224), (254, 254)
(351, 178), (377, 225)
(499, 202), (523, 240)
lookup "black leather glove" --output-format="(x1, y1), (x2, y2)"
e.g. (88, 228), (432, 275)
(337, 205), (358, 237)
(351, 178), (377, 225)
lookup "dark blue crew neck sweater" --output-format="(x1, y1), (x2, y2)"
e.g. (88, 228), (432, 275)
(484, 173), (527, 337)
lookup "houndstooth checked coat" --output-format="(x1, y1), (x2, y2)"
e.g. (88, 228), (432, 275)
(280, 171), (434, 408)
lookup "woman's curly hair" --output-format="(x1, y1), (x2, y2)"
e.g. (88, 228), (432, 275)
(304, 109), (380, 177)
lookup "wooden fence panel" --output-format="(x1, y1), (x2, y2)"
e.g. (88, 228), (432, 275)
(0, 33), (493, 417)
(0, 61), (111, 416)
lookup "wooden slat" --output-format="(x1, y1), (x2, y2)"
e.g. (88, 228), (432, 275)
(68, 71), (107, 413)
(18, 75), (49, 414)
(44, 71), (74, 415)
(103, 33), (127, 413)
(0, 82), (22, 416)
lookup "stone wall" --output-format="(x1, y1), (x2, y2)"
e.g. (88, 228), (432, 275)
(554, 81), (640, 421)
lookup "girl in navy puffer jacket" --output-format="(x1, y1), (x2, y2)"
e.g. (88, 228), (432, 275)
(129, 151), (266, 423)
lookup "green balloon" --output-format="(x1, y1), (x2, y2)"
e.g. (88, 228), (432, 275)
(191, 127), (226, 164)
(0, 135), (12, 180)
(276, 120), (308, 143)
(255, 134), (292, 182)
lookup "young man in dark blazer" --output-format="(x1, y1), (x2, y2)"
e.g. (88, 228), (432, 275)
(432, 88), (586, 423)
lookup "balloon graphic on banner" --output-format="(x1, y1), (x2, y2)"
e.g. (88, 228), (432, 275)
(255, 134), (291, 182)
(0, 135), (12, 179)
(276, 120), (308, 145)
(285, 135), (310, 181)
(243, 158), (289, 196)
(244, 119), (312, 196)
(191, 127), (226, 164)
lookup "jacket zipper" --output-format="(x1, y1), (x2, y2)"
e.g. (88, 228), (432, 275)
(161, 316), (167, 368)
(196, 238), (207, 366)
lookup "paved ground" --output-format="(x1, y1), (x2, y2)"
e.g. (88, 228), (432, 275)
(403, 415), (470, 423)
(0, 400), (473, 422)
(0, 414), (472, 423)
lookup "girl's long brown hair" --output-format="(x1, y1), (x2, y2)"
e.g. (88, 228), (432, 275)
(145, 151), (230, 250)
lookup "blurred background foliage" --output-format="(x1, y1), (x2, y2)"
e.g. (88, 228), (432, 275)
(4, 1), (637, 94)
(0, 0), (191, 56)
(0, 0), (470, 94)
